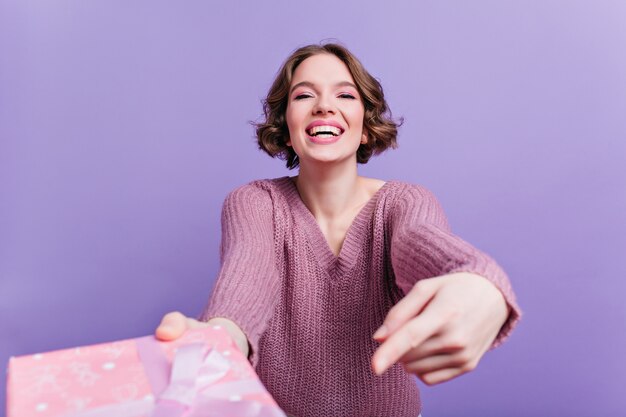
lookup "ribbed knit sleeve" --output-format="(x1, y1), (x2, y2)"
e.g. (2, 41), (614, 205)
(199, 183), (281, 366)
(389, 183), (521, 348)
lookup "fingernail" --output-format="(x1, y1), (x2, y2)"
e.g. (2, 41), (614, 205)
(373, 325), (388, 339)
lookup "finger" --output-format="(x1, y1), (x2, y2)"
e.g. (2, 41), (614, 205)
(398, 334), (463, 363)
(419, 363), (477, 386)
(402, 352), (465, 375)
(155, 311), (188, 340)
(398, 323), (475, 363)
(373, 279), (439, 341)
(372, 304), (449, 375)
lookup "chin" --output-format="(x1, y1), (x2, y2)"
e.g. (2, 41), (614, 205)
(299, 153), (358, 166)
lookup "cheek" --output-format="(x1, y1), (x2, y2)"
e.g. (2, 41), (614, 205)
(347, 103), (365, 123)
(285, 106), (300, 130)
(351, 111), (366, 133)
(285, 106), (309, 139)
(284, 109), (294, 144)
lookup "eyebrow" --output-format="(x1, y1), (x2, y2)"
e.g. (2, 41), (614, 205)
(289, 81), (358, 95)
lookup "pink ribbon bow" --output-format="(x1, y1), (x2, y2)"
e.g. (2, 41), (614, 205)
(137, 336), (285, 417)
(64, 336), (285, 417)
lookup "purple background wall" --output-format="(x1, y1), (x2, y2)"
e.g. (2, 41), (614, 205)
(1, 1), (625, 415)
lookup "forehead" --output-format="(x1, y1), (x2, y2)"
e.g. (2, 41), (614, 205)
(291, 53), (355, 86)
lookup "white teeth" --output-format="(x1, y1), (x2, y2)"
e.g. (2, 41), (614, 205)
(307, 125), (342, 136)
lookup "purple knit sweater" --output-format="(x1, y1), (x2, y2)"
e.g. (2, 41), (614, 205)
(200, 176), (521, 417)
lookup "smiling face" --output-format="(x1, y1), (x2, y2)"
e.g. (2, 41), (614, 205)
(285, 53), (367, 167)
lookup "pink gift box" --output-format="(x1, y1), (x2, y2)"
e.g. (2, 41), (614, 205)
(6, 326), (286, 417)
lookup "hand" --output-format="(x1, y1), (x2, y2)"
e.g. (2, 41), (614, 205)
(155, 311), (250, 358)
(371, 273), (509, 385)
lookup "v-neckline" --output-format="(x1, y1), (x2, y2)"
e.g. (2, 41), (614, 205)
(283, 176), (392, 273)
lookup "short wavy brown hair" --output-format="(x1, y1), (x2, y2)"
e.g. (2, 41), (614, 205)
(255, 42), (402, 169)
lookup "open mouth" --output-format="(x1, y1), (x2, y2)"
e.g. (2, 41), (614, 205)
(306, 125), (344, 139)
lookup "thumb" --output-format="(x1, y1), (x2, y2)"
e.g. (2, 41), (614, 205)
(373, 278), (439, 341)
(155, 311), (188, 341)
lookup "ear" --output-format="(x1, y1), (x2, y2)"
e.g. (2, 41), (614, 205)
(361, 132), (368, 144)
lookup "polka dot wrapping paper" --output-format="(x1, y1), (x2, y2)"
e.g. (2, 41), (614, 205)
(6, 327), (286, 417)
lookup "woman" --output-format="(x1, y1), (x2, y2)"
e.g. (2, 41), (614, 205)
(156, 43), (521, 417)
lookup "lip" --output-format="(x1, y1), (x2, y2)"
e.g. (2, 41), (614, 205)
(305, 119), (345, 133)
(307, 132), (342, 145)
(305, 119), (345, 145)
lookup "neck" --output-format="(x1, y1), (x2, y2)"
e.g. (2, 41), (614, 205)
(294, 160), (366, 221)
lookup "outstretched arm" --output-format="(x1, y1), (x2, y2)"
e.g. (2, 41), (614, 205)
(199, 183), (282, 366)
(155, 183), (281, 366)
(372, 184), (521, 385)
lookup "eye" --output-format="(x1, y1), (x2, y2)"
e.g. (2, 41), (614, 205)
(294, 93), (312, 100)
(338, 93), (356, 99)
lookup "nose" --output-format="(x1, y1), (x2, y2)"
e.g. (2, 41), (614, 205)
(312, 94), (335, 115)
